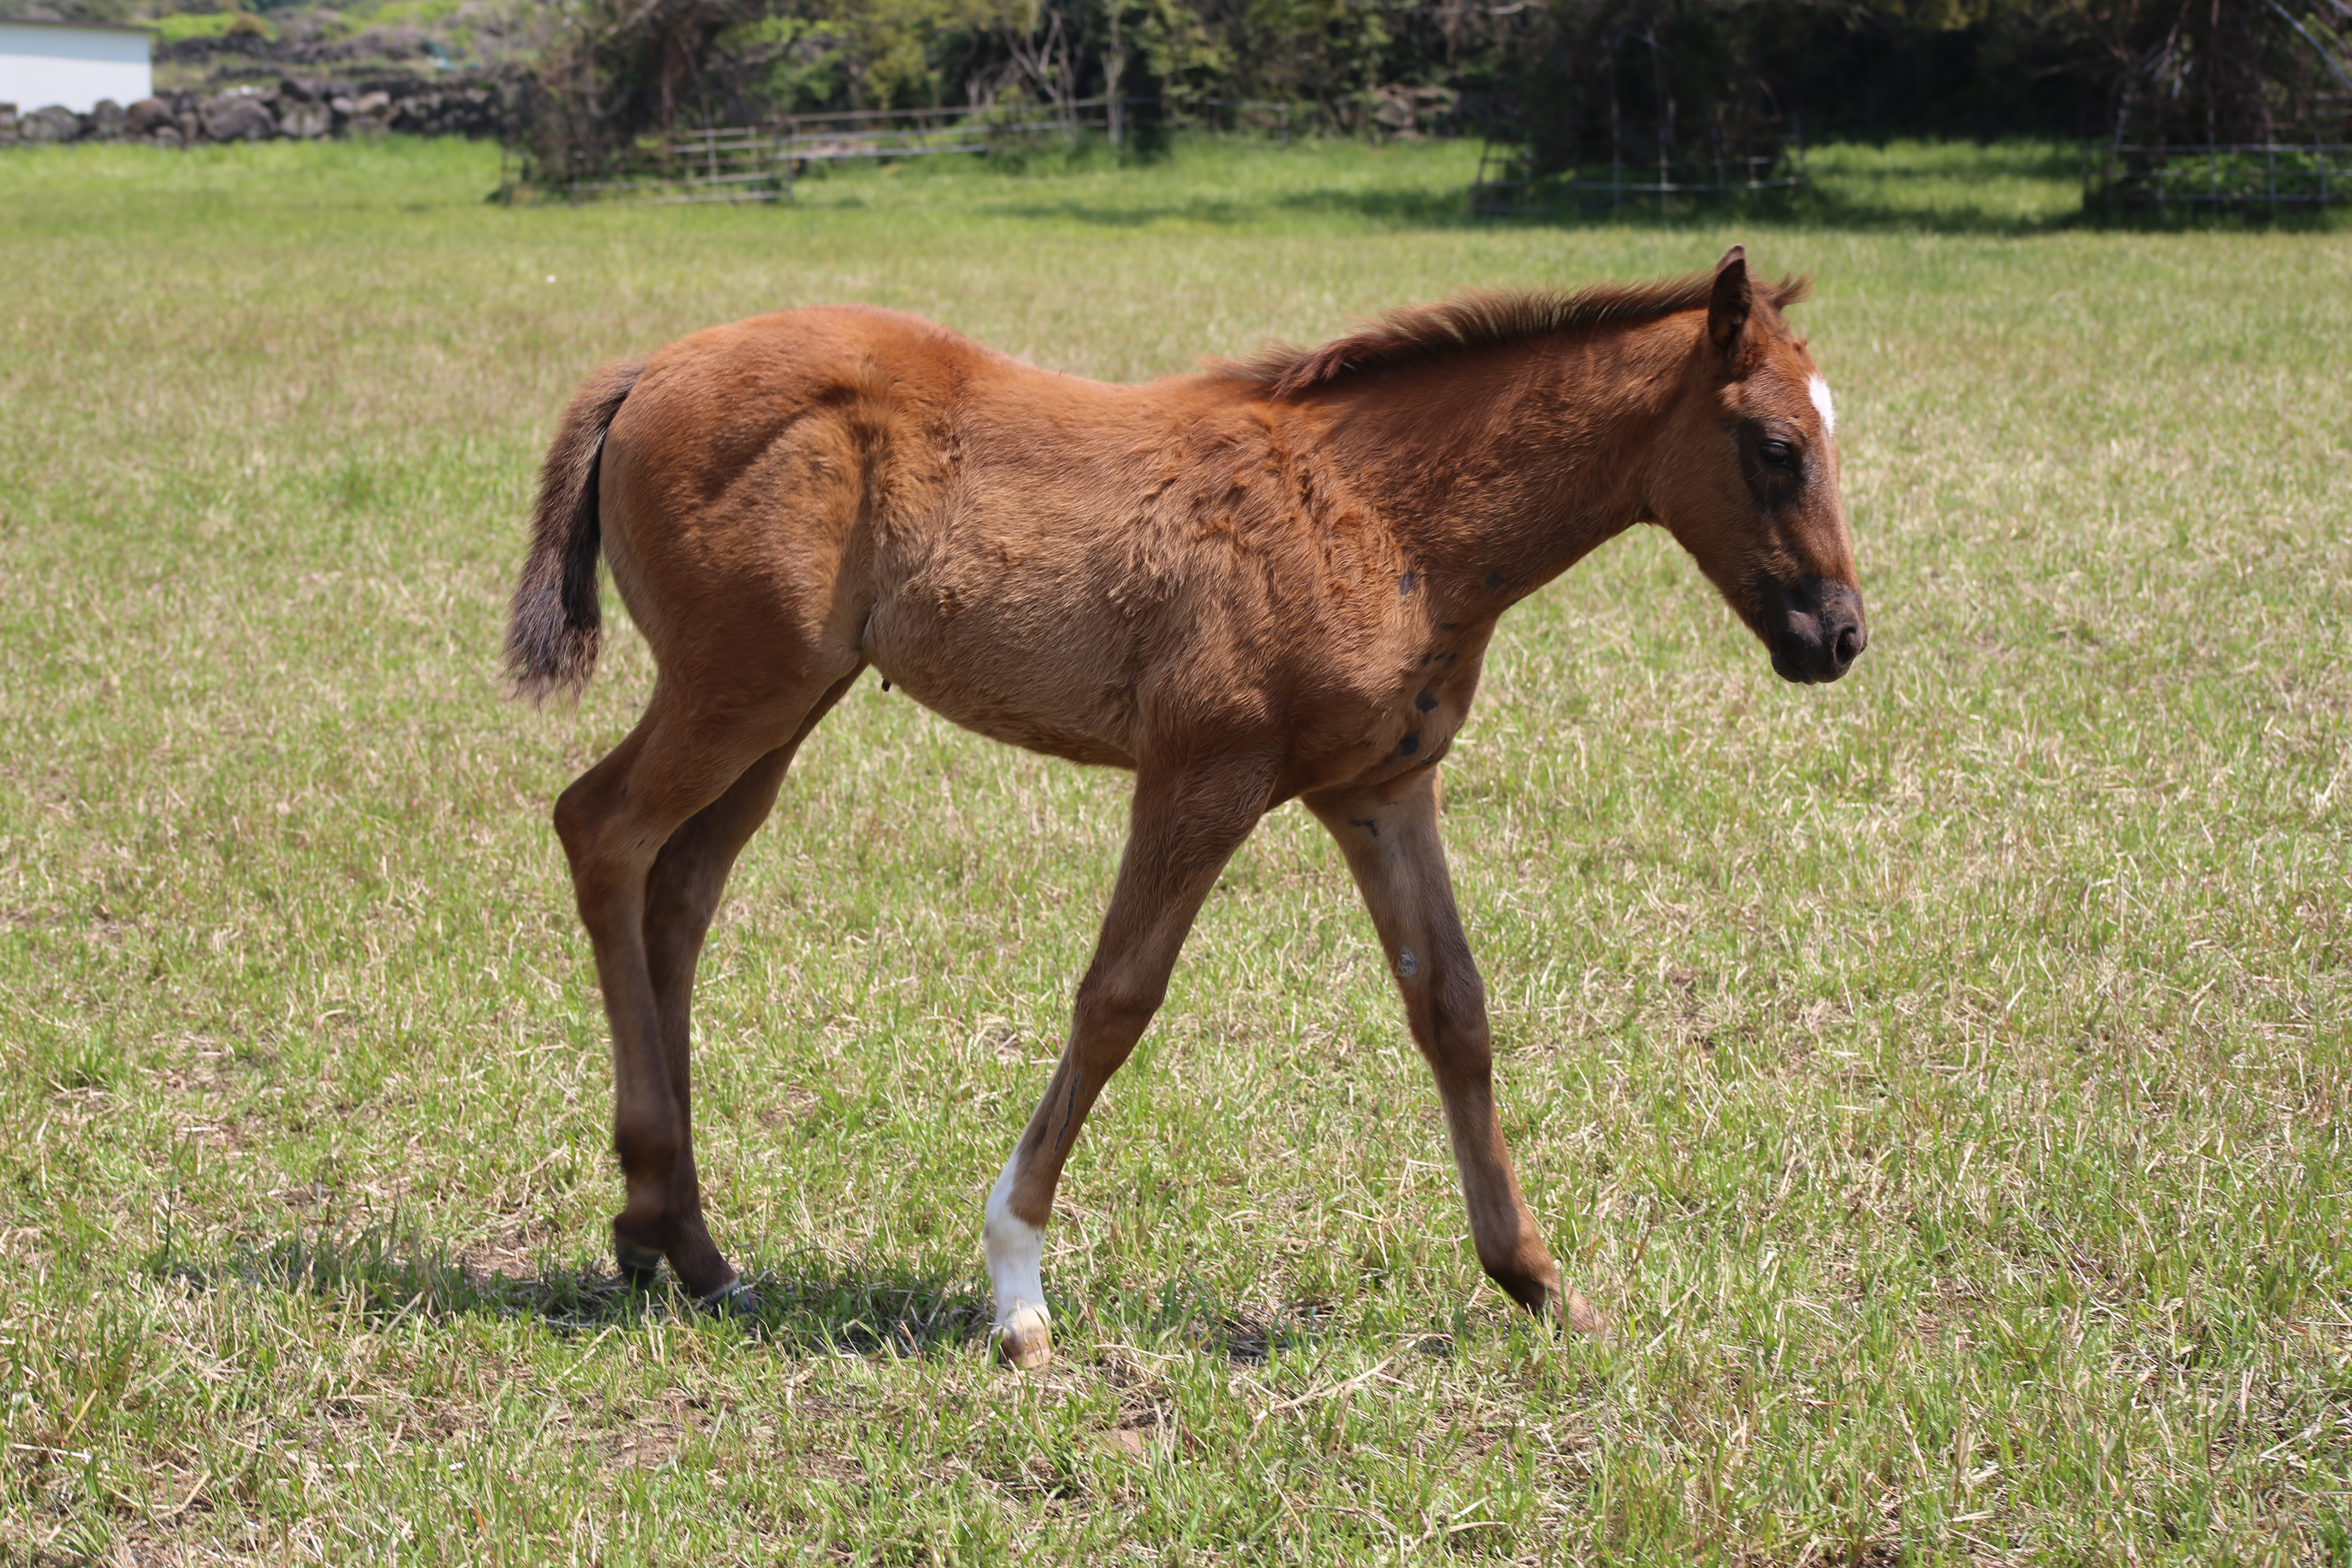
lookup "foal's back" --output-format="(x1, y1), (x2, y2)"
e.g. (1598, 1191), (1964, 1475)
(597, 304), (1400, 773)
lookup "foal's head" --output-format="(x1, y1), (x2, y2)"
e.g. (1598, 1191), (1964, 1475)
(1648, 246), (1867, 685)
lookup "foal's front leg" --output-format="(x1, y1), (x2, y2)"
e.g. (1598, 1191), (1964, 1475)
(986, 755), (1276, 1369)
(1307, 769), (1603, 1336)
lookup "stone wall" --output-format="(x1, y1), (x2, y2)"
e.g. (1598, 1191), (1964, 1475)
(0, 74), (512, 147)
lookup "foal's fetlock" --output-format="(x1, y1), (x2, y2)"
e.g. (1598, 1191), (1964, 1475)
(615, 1226), (756, 1319)
(995, 1304), (1054, 1370)
(984, 1164), (1054, 1370)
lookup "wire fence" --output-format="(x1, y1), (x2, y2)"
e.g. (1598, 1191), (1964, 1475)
(1470, 122), (1808, 218)
(2085, 141), (2352, 218)
(499, 96), (1297, 204)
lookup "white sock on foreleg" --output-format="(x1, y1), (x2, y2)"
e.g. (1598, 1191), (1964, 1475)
(984, 1151), (1051, 1363)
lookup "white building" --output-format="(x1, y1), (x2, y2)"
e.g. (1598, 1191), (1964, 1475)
(0, 19), (153, 114)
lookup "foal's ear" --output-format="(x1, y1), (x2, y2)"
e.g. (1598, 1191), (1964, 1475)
(1707, 245), (1751, 354)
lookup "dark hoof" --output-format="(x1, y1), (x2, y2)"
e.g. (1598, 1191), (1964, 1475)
(698, 1278), (759, 1320)
(615, 1238), (666, 1290)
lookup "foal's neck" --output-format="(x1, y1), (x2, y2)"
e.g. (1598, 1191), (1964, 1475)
(1321, 316), (1695, 604)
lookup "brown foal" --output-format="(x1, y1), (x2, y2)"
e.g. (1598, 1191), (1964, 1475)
(507, 245), (1866, 1368)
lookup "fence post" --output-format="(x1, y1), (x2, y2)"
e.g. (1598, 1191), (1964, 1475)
(1656, 118), (1669, 219)
(1609, 90), (1622, 215)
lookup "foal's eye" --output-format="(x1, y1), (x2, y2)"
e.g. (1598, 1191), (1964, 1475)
(1757, 439), (1799, 472)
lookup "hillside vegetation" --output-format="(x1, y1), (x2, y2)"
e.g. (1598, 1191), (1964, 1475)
(31, 0), (2352, 149)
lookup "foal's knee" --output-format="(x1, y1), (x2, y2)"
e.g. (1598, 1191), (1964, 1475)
(1074, 968), (1167, 1041)
(1430, 966), (1488, 1042)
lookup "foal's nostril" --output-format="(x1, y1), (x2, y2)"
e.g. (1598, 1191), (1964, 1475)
(1832, 624), (1862, 670)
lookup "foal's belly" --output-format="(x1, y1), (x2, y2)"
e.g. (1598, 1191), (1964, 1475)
(862, 587), (1141, 768)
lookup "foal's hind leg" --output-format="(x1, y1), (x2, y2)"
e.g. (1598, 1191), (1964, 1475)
(617, 668), (865, 1296)
(557, 671), (853, 1304)
(1305, 769), (1603, 1337)
(985, 754), (1276, 1369)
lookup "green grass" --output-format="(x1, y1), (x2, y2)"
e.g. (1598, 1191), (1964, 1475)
(148, 13), (271, 47)
(1792, 140), (2091, 231)
(1, 134), (2347, 1563)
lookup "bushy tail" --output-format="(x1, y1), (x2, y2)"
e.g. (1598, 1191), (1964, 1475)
(505, 361), (644, 701)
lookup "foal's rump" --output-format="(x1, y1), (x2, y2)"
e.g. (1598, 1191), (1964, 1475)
(588, 311), (924, 677)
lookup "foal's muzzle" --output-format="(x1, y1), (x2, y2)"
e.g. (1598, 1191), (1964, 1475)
(1765, 577), (1868, 684)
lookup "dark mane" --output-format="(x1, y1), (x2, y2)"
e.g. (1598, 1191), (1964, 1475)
(1215, 270), (1810, 398)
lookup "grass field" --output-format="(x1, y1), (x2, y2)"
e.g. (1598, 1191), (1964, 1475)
(1, 134), (2347, 1564)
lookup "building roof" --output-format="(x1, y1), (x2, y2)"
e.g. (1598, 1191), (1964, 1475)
(0, 16), (157, 31)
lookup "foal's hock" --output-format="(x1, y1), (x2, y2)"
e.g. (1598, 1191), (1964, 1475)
(509, 245), (1866, 1368)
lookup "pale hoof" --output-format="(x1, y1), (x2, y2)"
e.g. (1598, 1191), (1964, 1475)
(996, 1305), (1053, 1370)
(1560, 1285), (1605, 1337)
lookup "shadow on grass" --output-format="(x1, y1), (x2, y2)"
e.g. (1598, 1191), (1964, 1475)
(1455, 142), (2341, 236)
(985, 183), (2091, 236)
(1483, 186), (2083, 238)
(1207, 1300), (1336, 1363)
(146, 1222), (996, 1357)
(146, 1224), (1373, 1366)
(878, 142), (2347, 237)
(988, 185), (1487, 229)
(982, 197), (1274, 227)
(1773, 189), (2076, 235)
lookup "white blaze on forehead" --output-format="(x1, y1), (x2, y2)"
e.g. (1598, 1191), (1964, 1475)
(1808, 372), (1837, 436)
